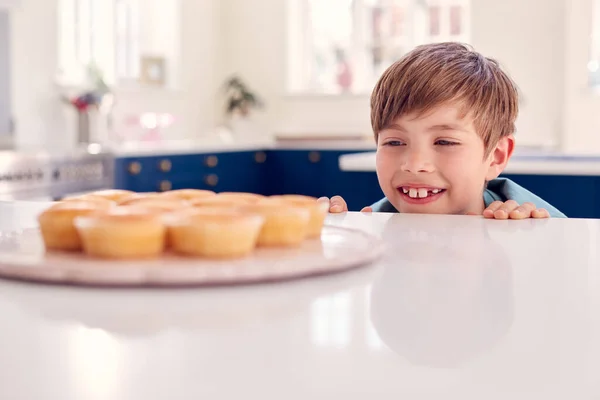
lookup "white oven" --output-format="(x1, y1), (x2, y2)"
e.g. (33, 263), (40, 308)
(0, 150), (115, 201)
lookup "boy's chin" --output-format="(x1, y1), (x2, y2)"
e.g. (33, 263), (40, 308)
(392, 197), (449, 215)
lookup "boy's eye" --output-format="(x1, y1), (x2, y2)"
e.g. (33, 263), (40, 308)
(435, 140), (459, 146)
(384, 140), (404, 146)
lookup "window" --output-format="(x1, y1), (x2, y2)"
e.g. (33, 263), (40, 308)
(57, 0), (137, 87)
(57, 0), (180, 89)
(287, 0), (470, 95)
(590, 0), (600, 87)
(0, 10), (11, 135)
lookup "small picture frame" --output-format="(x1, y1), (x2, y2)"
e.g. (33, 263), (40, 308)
(139, 56), (166, 86)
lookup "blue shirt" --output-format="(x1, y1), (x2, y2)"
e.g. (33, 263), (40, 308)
(370, 178), (567, 218)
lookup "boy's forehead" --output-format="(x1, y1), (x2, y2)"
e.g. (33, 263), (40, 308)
(396, 104), (475, 127)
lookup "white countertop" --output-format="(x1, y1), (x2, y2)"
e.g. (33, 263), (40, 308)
(0, 201), (599, 399)
(108, 138), (376, 157)
(339, 151), (600, 176)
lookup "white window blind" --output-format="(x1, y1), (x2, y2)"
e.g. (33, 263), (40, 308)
(287, 0), (470, 95)
(57, 0), (140, 87)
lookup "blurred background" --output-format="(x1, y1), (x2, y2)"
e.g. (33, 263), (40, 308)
(0, 0), (594, 150)
(0, 0), (598, 217)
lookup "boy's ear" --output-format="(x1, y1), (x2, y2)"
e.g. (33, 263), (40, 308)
(485, 134), (515, 181)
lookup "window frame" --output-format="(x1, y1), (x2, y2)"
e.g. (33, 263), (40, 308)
(286, 0), (471, 96)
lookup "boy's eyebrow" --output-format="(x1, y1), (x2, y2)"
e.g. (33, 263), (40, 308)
(385, 123), (407, 132)
(427, 123), (469, 132)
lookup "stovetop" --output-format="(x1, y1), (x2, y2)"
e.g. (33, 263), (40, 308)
(0, 150), (114, 200)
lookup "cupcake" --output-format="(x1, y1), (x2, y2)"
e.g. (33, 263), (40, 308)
(165, 208), (264, 258)
(87, 189), (135, 203)
(74, 207), (166, 259)
(158, 189), (216, 201)
(238, 202), (310, 247)
(189, 195), (252, 209)
(216, 192), (265, 203)
(61, 194), (117, 207)
(119, 197), (189, 214)
(38, 201), (111, 251)
(267, 195), (328, 238)
(117, 192), (160, 205)
(120, 195), (186, 208)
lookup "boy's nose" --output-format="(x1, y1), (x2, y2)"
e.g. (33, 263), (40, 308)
(401, 152), (434, 173)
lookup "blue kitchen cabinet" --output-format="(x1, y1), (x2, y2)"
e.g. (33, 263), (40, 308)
(115, 148), (379, 209)
(114, 157), (159, 192)
(114, 151), (266, 194)
(500, 174), (599, 219)
(264, 150), (330, 197)
(208, 151), (268, 194)
(263, 149), (382, 210)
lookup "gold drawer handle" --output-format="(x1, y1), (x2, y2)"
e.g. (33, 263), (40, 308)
(204, 174), (219, 187)
(159, 159), (172, 172)
(159, 180), (172, 192)
(128, 161), (142, 175)
(254, 151), (267, 164)
(204, 155), (218, 168)
(308, 151), (321, 163)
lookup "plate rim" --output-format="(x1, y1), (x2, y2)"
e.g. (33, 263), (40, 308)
(0, 225), (385, 288)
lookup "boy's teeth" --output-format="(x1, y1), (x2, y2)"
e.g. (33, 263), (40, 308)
(404, 187), (443, 198)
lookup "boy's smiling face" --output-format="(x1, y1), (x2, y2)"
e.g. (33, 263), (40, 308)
(375, 104), (514, 215)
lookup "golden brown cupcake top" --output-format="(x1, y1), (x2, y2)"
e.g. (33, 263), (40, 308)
(120, 195), (185, 207)
(121, 199), (186, 214)
(74, 207), (164, 228)
(269, 194), (318, 203)
(87, 189), (135, 202)
(216, 192), (265, 203)
(189, 196), (251, 208)
(238, 202), (310, 217)
(164, 207), (264, 226)
(44, 200), (108, 213)
(266, 195), (328, 214)
(61, 194), (117, 206)
(158, 189), (216, 201)
(117, 192), (160, 204)
(37, 202), (108, 227)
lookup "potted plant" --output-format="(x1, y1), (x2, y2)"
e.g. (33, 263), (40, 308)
(223, 76), (264, 117)
(218, 76), (268, 142)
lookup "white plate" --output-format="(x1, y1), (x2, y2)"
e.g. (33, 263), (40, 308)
(0, 225), (384, 287)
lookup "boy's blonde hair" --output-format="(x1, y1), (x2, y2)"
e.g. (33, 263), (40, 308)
(371, 42), (519, 154)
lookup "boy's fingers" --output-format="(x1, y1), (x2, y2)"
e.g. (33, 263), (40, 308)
(508, 202), (536, 220)
(329, 195), (348, 213)
(360, 206), (373, 213)
(532, 208), (550, 219)
(483, 201), (503, 218)
(493, 200), (519, 220)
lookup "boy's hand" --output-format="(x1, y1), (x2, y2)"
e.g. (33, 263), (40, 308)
(482, 200), (550, 220)
(317, 196), (373, 213)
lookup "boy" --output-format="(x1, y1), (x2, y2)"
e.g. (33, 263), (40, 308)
(323, 42), (566, 219)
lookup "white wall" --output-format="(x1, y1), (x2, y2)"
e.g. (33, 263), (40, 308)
(5, 0), (600, 153)
(220, 0), (568, 146)
(10, 0), (67, 150)
(563, 0), (600, 154)
(9, 0), (219, 150)
(109, 0), (219, 142)
(218, 0), (373, 138)
(471, 0), (566, 149)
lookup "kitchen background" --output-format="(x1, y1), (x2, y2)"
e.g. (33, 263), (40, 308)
(1, 0), (600, 217)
